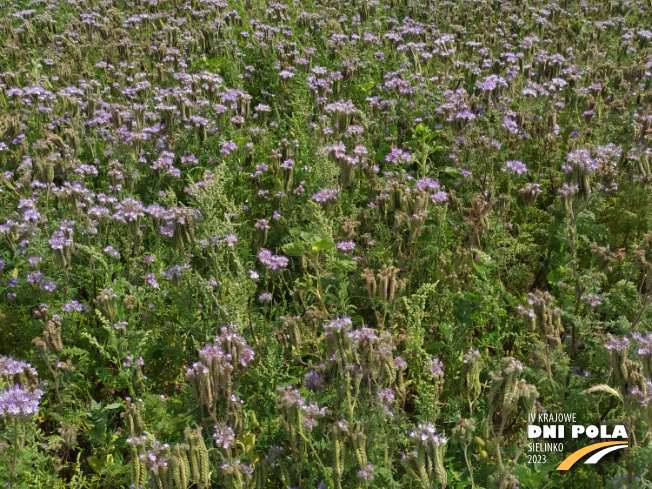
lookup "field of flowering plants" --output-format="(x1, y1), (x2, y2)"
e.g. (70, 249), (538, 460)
(2, 0), (652, 487)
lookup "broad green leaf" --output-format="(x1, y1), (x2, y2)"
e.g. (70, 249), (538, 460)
(282, 241), (310, 256)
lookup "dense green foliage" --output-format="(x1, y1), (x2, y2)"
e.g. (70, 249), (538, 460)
(1, 0), (652, 487)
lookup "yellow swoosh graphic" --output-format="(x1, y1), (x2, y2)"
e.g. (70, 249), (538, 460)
(556, 441), (628, 470)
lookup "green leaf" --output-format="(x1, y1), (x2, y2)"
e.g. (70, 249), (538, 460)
(425, 341), (446, 353)
(334, 257), (357, 271)
(95, 367), (112, 380)
(311, 237), (335, 252)
(87, 455), (106, 473)
(105, 402), (122, 410)
(282, 241), (310, 256)
(415, 231), (434, 243)
(442, 167), (463, 179)
(374, 144), (391, 163)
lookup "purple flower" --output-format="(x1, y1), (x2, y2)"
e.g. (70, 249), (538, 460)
(337, 241), (355, 252)
(463, 349), (481, 363)
(220, 142), (239, 156)
(476, 74), (507, 92)
(40, 281), (57, 292)
(258, 293), (272, 302)
(63, 300), (88, 313)
(503, 116), (519, 134)
(26, 272), (44, 284)
(581, 293), (602, 307)
(160, 263), (191, 282)
(559, 183), (579, 196)
(503, 160), (527, 175)
(416, 177), (440, 191)
(394, 356), (407, 369)
(357, 464), (375, 481)
(323, 316), (352, 335)
(258, 249), (289, 273)
(0, 357), (37, 377)
(605, 335), (628, 352)
(520, 183), (542, 197)
(143, 273), (159, 289)
(213, 423), (236, 450)
(48, 230), (72, 250)
(303, 370), (324, 391)
(278, 70), (295, 79)
(302, 402), (328, 429)
(0, 384), (44, 417)
(113, 198), (145, 222)
(104, 245), (120, 258)
(410, 422), (447, 446)
(430, 191), (448, 202)
(385, 148), (411, 164)
(311, 188), (340, 203)
(425, 357), (444, 377)
(518, 305), (535, 318)
(567, 148), (597, 172)
(255, 219), (270, 230)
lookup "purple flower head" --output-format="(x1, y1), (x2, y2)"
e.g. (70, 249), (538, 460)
(48, 230), (72, 250)
(302, 402), (328, 429)
(0, 384), (44, 417)
(503, 160), (527, 175)
(476, 74), (508, 92)
(567, 148), (597, 172)
(312, 188), (340, 203)
(63, 300), (89, 313)
(213, 423), (236, 450)
(224, 234), (238, 247)
(517, 305), (535, 318)
(503, 116), (519, 134)
(394, 356), (407, 369)
(416, 177), (440, 191)
(337, 241), (355, 252)
(559, 183), (579, 197)
(258, 249), (289, 273)
(255, 219), (270, 230)
(221, 142), (239, 156)
(258, 293), (272, 303)
(143, 273), (159, 289)
(430, 191), (448, 203)
(425, 357), (444, 377)
(160, 263), (191, 282)
(357, 464), (375, 481)
(385, 147), (411, 164)
(0, 357), (37, 378)
(104, 245), (120, 258)
(605, 335), (629, 352)
(323, 316), (352, 335)
(463, 349), (481, 363)
(581, 293), (602, 307)
(410, 422), (447, 446)
(113, 198), (145, 223)
(520, 183), (542, 198)
(303, 370), (324, 392)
